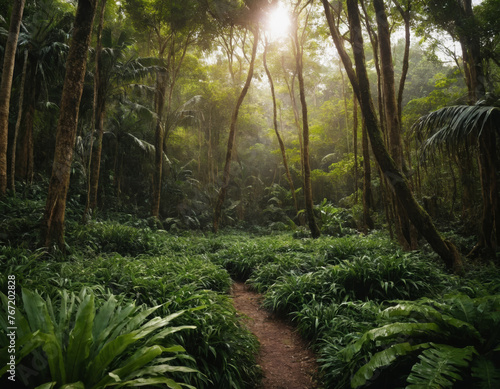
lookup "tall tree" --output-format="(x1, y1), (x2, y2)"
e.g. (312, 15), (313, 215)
(213, 26), (259, 233)
(42, 0), (97, 250)
(321, 0), (462, 270)
(0, 0), (25, 195)
(84, 0), (107, 219)
(292, 2), (320, 238)
(263, 37), (299, 214)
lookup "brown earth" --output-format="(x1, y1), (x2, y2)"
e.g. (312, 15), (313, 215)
(231, 281), (319, 389)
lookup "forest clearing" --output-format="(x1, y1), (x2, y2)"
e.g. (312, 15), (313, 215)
(1, 0), (500, 388)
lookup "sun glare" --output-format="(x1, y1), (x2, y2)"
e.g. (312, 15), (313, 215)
(265, 3), (291, 40)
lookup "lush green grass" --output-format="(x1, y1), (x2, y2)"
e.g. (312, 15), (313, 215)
(2, 195), (500, 389)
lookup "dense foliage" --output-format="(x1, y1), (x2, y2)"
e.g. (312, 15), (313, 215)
(1, 0), (500, 387)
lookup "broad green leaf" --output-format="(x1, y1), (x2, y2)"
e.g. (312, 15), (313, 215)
(145, 325), (196, 346)
(22, 289), (55, 336)
(66, 293), (95, 382)
(38, 332), (66, 384)
(92, 295), (118, 345)
(342, 322), (440, 361)
(92, 345), (163, 388)
(351, 342), (430, 388)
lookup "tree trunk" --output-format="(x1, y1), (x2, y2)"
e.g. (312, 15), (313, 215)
(85, 0), (107, 219)
(0, 0), (25, 195)
(16, 59), (36, 184)
(42, 0), (97, 250)
(293, 14), (320, 238)
(321, 0), (462, 271)
(361, 116), (374, 232)
(373, 0), (415, 250)
(213, 28), (259, 233)
(353, 90), (358, 203)
(10, 50), (29, 194)
(263, 39), (299, 214)
(151, 68), (167, 218)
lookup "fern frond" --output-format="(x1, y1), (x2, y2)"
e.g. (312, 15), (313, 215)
(351, 342), (431, 388)
(407, 343), (477, 388)
(342, 322), (441, 361)
(471, 356), (500, 389)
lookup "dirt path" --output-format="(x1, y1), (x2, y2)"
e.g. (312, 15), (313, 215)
(231, 281), (319, 389)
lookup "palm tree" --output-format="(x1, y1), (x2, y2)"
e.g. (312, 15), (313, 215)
(413, 99), (500, 255)
(0, 0), (26, 195)
(12, 0), (73, 184)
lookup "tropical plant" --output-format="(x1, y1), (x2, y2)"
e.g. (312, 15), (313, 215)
(0, 288), (198, 388)
(413, 99), (500, 254)
(339, 293), (500, 389)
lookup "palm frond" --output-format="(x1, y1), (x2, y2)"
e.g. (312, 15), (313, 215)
(412, 105), (500, 159)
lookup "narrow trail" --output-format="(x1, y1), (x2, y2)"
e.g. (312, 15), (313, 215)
(231, 281), (319, 389)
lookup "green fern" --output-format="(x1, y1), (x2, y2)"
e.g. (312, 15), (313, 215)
(471, 357), (500, 389)
(351, 342), (431, 388)
(407, 343), (477, 388)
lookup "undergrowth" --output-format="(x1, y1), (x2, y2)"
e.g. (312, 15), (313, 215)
(2, 196), (500, 388)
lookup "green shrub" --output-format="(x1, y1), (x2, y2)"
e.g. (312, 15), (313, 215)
(263, 252), (448, 315)
(337, 294), (500, 389)
(0, 288), (198, 388)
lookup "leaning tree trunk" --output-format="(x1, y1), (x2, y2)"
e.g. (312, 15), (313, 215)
(213, 27), (259, 233)
(263, 39), (299, 214)
(321, 0), (462, 271)
(42, 0), (97, 250)
(0, 0), (26, 195)
(293, 15), (320, 238)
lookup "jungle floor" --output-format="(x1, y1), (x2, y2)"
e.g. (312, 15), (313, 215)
(231, 281), (319, 389)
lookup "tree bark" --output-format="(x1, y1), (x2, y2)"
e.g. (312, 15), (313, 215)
(361, 113), (374, 232)
(293, 14), (320, 238)
(263, 39), (299, 214)
(0, 0), (26, 195)
(321, 0), (462, 271)
(42, 0), (97, 250)
(374, 0), (414, 250)
(85, 0), (107, 218)
(10, 50), (29, 194)
(213, 27), (259, 233)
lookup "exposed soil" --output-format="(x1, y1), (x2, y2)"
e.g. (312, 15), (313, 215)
(231, 281), (319, 389)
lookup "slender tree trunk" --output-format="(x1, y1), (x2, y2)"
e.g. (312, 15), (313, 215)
(85, 0), (107, 219)
(42, 0), (97, 250)
(353, 92), (358, 203)
(16, 60), (36, 184)
(361, 118), (374, 231)
(151, 68), (167, 218)
(10, 50), (29, 194)
(293, 15), (320, 238)
(394, 0), (411, 123)
(213, 28), (259, 233)
(0, 0), (25, 195)
(263, 39), (299, 214)
(321, 0), (462, 271)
